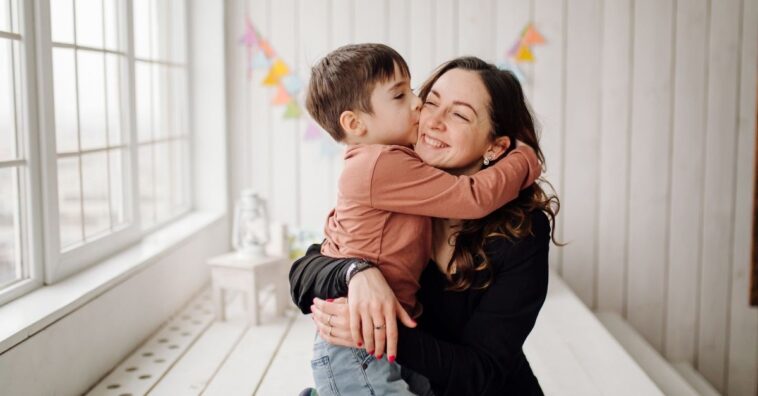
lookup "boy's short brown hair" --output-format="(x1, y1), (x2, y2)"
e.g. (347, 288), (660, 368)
(305, 43), (410, 142)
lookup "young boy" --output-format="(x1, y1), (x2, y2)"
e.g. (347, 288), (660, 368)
(304, 44), (540, 395)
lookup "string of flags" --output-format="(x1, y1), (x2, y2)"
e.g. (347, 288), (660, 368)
(497, 23), (546, 83)
(240, 17), (340, 157)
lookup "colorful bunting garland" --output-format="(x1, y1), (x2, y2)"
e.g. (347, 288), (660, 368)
(239, 18), (339, 157)
(499, 23), (546, 83)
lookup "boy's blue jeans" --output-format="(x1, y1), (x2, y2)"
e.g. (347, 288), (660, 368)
(311, 333), (434, 395)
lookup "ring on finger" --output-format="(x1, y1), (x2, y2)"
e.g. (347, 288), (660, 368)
(329, 325), (334, 337)
(374, 323), (386, 331)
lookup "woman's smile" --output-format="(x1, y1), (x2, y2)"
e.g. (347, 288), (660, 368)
(420, 133), (449, 149)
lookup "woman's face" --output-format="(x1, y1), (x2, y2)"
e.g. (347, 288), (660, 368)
(414, 68), (494, 175)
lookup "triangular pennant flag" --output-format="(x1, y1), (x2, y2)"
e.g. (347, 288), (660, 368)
(514, 43), (535, 62)
(240, 17), (259, 47)
(304, 122), (321, 140)
(262, 59), (290, 86)
(282, 74), (303, 95)
(272, 85), (292, 105)
(259, 39), (276, 59)
(522, 24), (546, 45)
(251, 51), (271, 69)
(507, 38), (521, 57)
(283, 100), (302, 118)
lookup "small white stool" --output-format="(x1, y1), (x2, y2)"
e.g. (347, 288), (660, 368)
(208, 252), (290, 325)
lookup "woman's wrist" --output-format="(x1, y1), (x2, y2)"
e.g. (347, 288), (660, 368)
(345, 259), (377, 286)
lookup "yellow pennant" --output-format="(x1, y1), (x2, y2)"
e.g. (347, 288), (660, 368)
(515, 43), (535, 62)
(262, 59), (290, 86)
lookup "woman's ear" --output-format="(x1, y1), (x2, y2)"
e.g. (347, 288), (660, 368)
(339, 110), (367, 141)
(486, 136), (511, 161)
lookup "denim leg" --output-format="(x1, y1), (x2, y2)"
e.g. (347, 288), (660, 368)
(311, 333), (417, 395)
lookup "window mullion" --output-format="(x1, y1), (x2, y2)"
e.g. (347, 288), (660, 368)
(125, 0), (141, 230)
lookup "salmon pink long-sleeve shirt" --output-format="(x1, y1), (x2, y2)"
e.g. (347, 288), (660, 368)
(321, 144), (541, 316)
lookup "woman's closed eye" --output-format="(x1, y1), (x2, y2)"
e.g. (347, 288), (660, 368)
(423, 100), (438, 107)
(453, 112), (469, 122)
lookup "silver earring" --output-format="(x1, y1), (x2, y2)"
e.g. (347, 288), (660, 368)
(483, 156), (491, 166)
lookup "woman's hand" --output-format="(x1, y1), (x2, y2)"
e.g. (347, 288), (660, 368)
(311, 297), (356, 347)
(311, 268), (417, 362)
(347, 267), (416, 362)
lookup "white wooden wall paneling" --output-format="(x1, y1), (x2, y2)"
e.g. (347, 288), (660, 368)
(433, 0), (458, 65)
(698, 0), (745, 391)
(353, 0), (386, 44)
(626, 0), (674, 351)
(388, 0), (410, 65)
(596, 0), (632, 314)
(227, 0), (247, 211)
(247, 0), (272, 209)
(409, 0), (433, 87)
(727, 1), (758, 394)
(269, 0), (299, 227)
(297, 0), (333, 233)
(560, 0), (602, 307)
(532, 0), (565, 274)
(665, 0), (709, 363)
(457, 0), (494, 61)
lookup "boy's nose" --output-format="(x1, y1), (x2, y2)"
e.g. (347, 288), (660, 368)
(411, 94), (422, 112)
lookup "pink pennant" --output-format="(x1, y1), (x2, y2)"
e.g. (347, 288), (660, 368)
(304, 122), (321, 140)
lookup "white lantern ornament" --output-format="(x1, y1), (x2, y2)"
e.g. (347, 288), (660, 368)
(232, 190), (270, 256)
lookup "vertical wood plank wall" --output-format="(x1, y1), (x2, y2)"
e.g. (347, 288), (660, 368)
(226, 0), (758, 394)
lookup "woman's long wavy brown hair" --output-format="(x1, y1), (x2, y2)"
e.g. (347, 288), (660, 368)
(418, 57), (562, 291)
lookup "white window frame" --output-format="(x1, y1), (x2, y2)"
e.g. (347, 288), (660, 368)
(34, 0), (141, 283)
(0, 0), (45, 306)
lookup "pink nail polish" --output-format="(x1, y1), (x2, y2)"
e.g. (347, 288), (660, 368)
(376, 353), (383, 359)
(388, 355), (396, 364)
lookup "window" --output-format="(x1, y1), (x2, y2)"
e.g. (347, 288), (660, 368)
(0, 0), (192, 302)
(0, 0), (28, 293)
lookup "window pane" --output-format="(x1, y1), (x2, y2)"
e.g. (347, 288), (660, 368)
(170, 139), (188, 210)
(139, 145), (154, 226)
(75, 0), (103, 48)
(106, 53), (123, 145)
(77, 50), (107, 150)
(154, 142), (170, 222)
(81, 152), (110, 238)
(152, 64), (167, 139)
(109, 148), (125, 226)
(0, 167), (21, 288)
(169, 0), (186, 63)
(133, 0), (153, 59)
(50, 0), (75, 44)
(135, 61), (152, 142)
(53, 48), (79, 153)
(58, 157), (83, 248)
(103, 0), (122, 51)
(0, 38), (17, 161)
(0, 0), (9, 33)
(169, 68), (186, 138)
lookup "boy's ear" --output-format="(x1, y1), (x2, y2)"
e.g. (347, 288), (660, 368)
(487, 136), (511, 161)
(339, 110), (367, 140)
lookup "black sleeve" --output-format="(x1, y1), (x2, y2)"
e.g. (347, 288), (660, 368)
(396, 212), (550, 396)
(288, 243), (355, 314)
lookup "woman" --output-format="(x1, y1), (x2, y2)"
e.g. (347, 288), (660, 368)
(290, 56), (560, 395)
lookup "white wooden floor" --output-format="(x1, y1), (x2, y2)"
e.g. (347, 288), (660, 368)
(86, 272), (671, 396)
